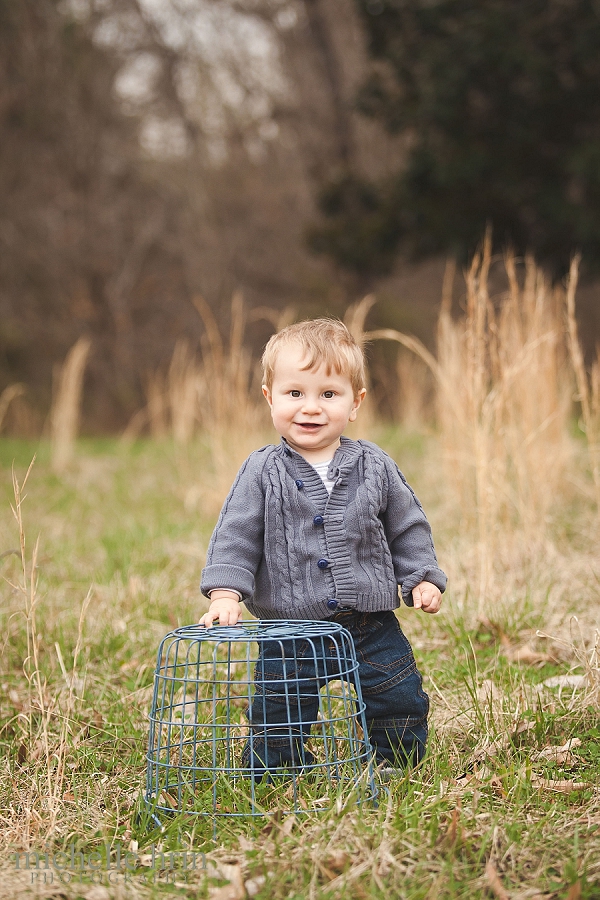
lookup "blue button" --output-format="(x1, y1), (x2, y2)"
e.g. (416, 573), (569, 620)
(295, 479), (304, 489)
(313, 515), (324, 526)
(327, 598), (338, 611)
(317, 558), (329, 569)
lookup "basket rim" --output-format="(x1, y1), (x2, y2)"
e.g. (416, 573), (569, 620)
(168, 619), (351, 643)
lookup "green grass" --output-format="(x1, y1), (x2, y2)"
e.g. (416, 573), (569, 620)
(0, 436), (598, 899)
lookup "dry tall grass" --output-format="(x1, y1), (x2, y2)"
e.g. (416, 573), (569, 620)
(130, 294), (272, 510)
(351, 240), (593, 615)
(394, 351), (432, 429)
(192, 292), (259, 437)
(435, 242), (575, 609)
(565, 255), (600, 517)
(344, 295), (378, 433)
(0, 384), (25, 434)
(189, 293), (272, 509)
(168, 338), (201, 446)
(50, 337), (91, 473)
(145, 370), (168, 439)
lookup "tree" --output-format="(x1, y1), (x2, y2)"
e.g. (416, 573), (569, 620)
(0, 0), (449, 429)
(310, 0), (600, 274)
(0, 0), (168, 420)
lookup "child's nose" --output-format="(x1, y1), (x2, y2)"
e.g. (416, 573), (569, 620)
(301, 395), (322, 413)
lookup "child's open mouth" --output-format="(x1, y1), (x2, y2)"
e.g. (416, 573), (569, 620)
(295, 423), (322, 432)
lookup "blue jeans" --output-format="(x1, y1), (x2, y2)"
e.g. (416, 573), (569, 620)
(242, 611), (429, 772)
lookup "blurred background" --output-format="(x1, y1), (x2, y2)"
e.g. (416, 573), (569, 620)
(1, 0), (600, 434)
(2, 5), (600, 864)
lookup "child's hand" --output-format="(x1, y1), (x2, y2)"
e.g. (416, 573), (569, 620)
(412, 581), (442, 614)
(199, 591), (243, 627)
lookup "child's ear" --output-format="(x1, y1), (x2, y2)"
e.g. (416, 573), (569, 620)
(348, 388), (367, 422)
(262, 385), (273, 408)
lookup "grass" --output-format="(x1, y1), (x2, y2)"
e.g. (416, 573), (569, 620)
(0, 433), (598, 900)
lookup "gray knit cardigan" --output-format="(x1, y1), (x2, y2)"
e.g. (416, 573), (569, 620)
(201, 437), (447, 620)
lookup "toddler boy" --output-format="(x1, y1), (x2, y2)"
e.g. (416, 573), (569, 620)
(200, 318), (446, 770)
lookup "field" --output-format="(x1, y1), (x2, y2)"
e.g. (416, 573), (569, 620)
(1, 250), (599, 899)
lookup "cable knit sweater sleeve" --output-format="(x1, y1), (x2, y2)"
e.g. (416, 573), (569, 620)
(378, 450), (447, 606)
(200, 449), (267, 601)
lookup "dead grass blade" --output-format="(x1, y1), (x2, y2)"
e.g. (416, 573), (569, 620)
(530, 776), (592, 793)
(50, 336), (91, 473)
(485, 859), (511, 900)
(565, 253), (600, 518)
(0, 383), (25, 434)
(169, 338), (200, 445)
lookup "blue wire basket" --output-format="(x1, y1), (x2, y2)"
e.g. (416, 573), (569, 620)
(144, 620), (377, 822)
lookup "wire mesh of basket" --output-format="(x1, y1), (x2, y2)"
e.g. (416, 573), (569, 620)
(144, 620), (377, 822)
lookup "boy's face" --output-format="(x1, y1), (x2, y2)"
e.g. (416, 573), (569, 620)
(262, 342), (366, 463)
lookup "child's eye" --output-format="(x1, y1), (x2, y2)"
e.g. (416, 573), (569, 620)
(290, 390), (302, 398)
(323, 391), (335, 399)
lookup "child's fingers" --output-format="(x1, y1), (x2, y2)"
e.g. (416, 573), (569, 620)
(421, 590), (442, 614)
(219, 608), (241, 626)
(411, 581), (442, 614)
(199, 608), (224, 627)
(199, 604), (241, 627)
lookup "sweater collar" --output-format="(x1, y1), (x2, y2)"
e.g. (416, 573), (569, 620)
(278, 436), (362, 474)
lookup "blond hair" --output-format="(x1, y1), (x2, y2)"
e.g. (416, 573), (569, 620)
(262, 318), (366, 396)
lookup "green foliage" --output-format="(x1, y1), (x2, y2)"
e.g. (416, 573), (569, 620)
(312, 0), (600, 273)
(307, 174), (404, 275)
